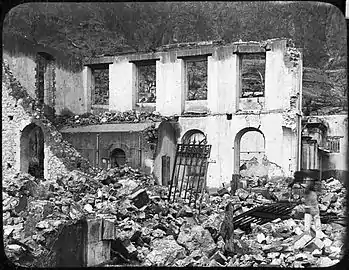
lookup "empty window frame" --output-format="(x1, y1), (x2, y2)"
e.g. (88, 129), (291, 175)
(240, 53), (266, 98)
(327, 136), (341, 153)
(185, 57), (208, 101)
(92, 64), (109, 105)
(137, 61), (156, 103)
(36, 52), (54, 106)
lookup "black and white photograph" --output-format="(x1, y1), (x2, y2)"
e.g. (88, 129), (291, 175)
(2, 1), (348, 267)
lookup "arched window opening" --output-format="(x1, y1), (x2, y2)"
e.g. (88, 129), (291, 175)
(182, 129), (207, 176)
(110, 148), (126, 168)
(20, 123), (45, 178)
(234, 128), (265, 174)
(240, 130), (265, 166)
(182, 129), (207, 145)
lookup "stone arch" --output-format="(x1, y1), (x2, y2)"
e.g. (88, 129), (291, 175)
(234, 127), (265, 174)
(109, 148), (126, 168)
(20, 123), (45, 178)
(182, 129), (207, 144)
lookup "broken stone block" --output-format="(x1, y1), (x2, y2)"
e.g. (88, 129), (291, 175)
(294, 227), (303, 235)
(267, 252), (280, 259)
(209, 250), (227, 265)
(317, 257), (335, 267)
(294, 233), (313, 250)
(145, 235), (186, 266)
(236, 189), (250, 201)
(217, 187), (229, 196)
(151, 228), (166, 238)
(322, 238), (332, 247)
(304, 237), (324, 253)
(208, 259), (222, 267)
(312, 249), (322, 257)
(177, 205), (194, 217)
(193, 255), (210, 267)
(270, 258), (282, 266)
(257, 233), (266, 244)
(129, 188), (149, 209)
(84, 203), (94, 213)
(177, 224), (217, 257)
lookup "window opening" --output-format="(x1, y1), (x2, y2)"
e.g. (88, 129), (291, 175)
(92, 65), (109, 105)
(185, 57), (208, 100)
(36, 52), (55, 108)
(137, 61), (156, 103)
(240, 53), (266, 98)
(110, 148), (126, 168)
(326, 136), (341, 153)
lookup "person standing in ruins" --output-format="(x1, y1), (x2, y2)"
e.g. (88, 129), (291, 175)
(289, 170), (323, 238)
(303, 178), (322, 238)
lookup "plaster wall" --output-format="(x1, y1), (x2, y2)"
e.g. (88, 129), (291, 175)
(2, 60), (93, 180)
(3, 52), (37, 99)
(322, 115), (348, 171)
(156, 57), (185, 116)
(55, 67), (85, 115)
(109, 61), (135, 112)
(177, 112), (296, 188)
(3, 51), (85, 115)
(62, 131), (154, 171)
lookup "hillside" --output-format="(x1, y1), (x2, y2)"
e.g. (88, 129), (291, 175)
(2, 2), (347, 115)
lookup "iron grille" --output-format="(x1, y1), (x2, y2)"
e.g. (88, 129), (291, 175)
(168, 142), (211, 211)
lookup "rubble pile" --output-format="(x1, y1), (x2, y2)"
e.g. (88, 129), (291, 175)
(3, 170), (347, 267)
(54, 110), (177, 128)
(2, 167), (155, 266)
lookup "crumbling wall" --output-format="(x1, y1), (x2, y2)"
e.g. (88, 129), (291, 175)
(2, 60), (95, 180)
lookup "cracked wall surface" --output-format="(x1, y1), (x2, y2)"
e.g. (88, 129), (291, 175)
(2, 60), (95, 180)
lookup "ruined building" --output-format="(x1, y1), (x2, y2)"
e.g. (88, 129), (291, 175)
(3, 36), (347, 188)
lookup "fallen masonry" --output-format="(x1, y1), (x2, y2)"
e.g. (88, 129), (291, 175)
(3, 168), (347, 267)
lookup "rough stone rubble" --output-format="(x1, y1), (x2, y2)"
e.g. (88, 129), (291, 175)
(3, 167), (347, 267)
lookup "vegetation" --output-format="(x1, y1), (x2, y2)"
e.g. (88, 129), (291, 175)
(3, 2), (347, 114)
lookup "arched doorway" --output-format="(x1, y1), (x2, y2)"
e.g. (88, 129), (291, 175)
(20, 123), (44, 178)
(234, 128), (265, 174)
(110, 148), (126, 168)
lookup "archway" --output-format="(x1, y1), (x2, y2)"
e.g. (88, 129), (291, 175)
(20, 123), (44, 178)
(110, 148), (126, 168)
(182, 129), (207, 144)
(182, 129), (207, 177)
(234, 127), (265, 174)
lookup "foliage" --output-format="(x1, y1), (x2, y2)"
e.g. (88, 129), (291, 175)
(3, 2), (347, 114)
(187, 60), (207, 100)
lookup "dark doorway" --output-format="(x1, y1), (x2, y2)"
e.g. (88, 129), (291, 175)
(110, 148), (126, 168)
(20, 123), (45, 178)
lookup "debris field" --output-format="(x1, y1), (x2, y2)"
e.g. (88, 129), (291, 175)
(3, 166), (347, 267)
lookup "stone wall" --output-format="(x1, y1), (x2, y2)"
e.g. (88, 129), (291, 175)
(3, 51), (85, 116)
(2, 60), (95, 180)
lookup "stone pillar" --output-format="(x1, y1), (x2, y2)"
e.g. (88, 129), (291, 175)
(109, 61), (135, 112)
(156, 54), (185, 116)
(264, 40), (287, 111)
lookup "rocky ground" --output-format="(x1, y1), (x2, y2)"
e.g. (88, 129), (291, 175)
(3, 167), (347, 267)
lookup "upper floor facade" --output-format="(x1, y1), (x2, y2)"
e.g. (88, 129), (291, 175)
(83, 38), (303, 117)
